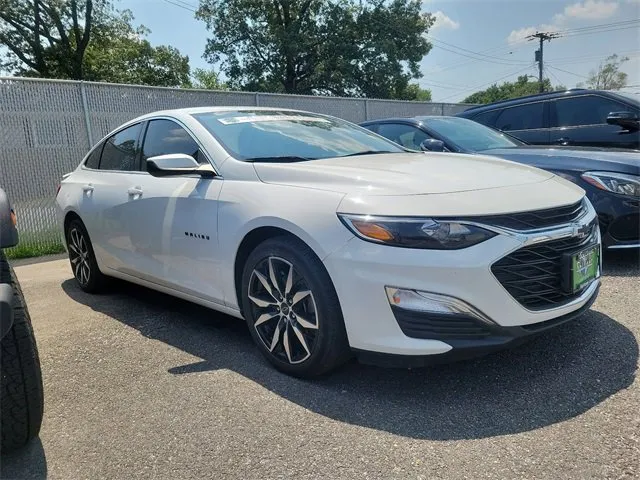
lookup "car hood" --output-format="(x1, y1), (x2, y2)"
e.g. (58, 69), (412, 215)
(482, 146), (640, 174)
(252, 152), (554, 196)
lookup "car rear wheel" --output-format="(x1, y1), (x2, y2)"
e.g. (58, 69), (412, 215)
(65, 218), (108, 293)
(241, 236), (351, 377)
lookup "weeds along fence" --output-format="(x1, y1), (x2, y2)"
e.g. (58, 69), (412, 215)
(0, 76), (474, 258)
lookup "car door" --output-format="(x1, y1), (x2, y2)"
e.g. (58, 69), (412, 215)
(78, 122), (147, 273)
(550, 94), (639, 148)
(122, 118), (225, 303)
(375, 123), (434, 150)
(493, 101), (550, 145)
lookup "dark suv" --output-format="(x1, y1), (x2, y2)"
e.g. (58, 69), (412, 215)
(457, 89), (640, 149)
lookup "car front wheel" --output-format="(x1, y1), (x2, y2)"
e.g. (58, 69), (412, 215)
(241, 236), (351, 377)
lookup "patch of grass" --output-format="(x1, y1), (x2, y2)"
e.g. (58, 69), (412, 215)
(4, 228), (65, 260)
(5, 242), (65, 260)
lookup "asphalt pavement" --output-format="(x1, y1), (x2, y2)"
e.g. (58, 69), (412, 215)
(1, 252), (638, 479)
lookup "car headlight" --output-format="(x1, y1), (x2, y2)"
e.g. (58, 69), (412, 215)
(338, 214), (497, 249)
(581, 171), (640, 198)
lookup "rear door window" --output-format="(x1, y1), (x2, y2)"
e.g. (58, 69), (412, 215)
(470, 109), (500, 128)
(495, 103), (545, 131)
(553, 95), (633, 127)
(99, 123), (142, 171)
(141, 119), (207, 165)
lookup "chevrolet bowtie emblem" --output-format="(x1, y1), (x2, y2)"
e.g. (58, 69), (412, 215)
(574, 222), (592, 239)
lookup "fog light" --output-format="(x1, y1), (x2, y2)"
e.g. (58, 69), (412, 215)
(385, 287), (494, 325)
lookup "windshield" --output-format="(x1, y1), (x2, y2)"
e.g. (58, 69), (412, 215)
(193, 110), (404, 161)
(424, 117), (521, 152)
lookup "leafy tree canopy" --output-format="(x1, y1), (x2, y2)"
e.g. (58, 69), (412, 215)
(463, 76), (566, 104)
(189, 68), (228, 90)
(0, 0), (190, 87)
(580, 54), (628, 91)
(197, 0), (434, 98)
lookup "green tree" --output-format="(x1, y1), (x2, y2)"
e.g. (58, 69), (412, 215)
(394, 83), (432, 101)
(189, 68), (227, 90)
(196, 0), (434, 98)
(0, 0), (190, 87)
(463, 76), (561, 104)
(83, 10), (190, 87)
(0, 0), (99, 79)
(582, 54), (628, 90)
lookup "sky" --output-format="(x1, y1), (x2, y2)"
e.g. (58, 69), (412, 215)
(119, 0), (640, 102)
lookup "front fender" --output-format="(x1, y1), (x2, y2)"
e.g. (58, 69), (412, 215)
(217, 181), (352, 309)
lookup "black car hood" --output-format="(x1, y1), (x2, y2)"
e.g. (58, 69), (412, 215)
(481, 146), (640, 175)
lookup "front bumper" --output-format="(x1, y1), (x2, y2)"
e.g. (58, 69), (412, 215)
(323, 203), (601, 359)
(587, 188), (640, 249)
(355, 282), (599, 367)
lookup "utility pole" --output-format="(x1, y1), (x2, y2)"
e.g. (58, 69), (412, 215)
(526, 32), (560, 93)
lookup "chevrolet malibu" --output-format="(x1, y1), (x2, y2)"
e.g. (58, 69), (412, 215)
(56, 107), (601, 377)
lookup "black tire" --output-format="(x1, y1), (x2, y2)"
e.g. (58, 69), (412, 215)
(0, 252), (44, 452)
(241, 236), (351, 377)
(65, 218), (108, 293)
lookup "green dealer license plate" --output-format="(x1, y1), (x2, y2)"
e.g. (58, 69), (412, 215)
(567, 245), (599, 293)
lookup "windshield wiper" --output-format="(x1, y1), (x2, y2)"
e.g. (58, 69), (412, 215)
(244, 155), (315, 163)
(338, 150), (397, 157)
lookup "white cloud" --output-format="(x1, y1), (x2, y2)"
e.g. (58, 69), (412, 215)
(507, 0), (619, 45)
(562, 0), (619, 19)
(431, 11), (460, 31)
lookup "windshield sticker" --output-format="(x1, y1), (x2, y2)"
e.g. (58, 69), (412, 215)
(218, 115), (331, 125)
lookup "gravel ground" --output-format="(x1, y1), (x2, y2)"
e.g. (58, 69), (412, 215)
(1, 252), (638, 480)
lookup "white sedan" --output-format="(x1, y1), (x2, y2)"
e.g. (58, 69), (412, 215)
(56, 107), (601, 377)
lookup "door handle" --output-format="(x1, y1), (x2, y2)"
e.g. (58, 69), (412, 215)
(127, 186), (143, 198)
(555, 137), (570, 145)
(82, 183), (94, 193)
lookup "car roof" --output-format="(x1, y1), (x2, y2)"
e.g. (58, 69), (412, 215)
(130, 106), (311, 122)
(456, 88), (640, 115)
(360, 116), (459, 125)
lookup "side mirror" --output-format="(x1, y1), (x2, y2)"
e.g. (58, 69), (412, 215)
(606, 111), (639, 130)
(146, 154), (215, 177)
(420, 139), (446, 152)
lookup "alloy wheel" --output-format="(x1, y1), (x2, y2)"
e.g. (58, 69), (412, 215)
(248, 256), (319, 364)
(68, 227), (91, 286)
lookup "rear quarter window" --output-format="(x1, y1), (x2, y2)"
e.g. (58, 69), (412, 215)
(84, 144), (103, 169)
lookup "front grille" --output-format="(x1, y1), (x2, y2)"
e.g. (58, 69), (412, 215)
(491, 230), (598, 311)
(391, 307), (492, 340)
(469, 200), (586, 231)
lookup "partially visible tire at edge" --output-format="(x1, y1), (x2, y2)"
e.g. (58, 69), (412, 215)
(65, 218), (108, 293)
(0, 251), (44, 452)
(241, 236), (352, 378)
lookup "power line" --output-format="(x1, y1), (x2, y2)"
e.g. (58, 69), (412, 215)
(427, 42), (531, 75)
(160, 0), (197, 12)
(546, 65), (589, 80)
(557, 19), (640, 34)
(426, 36), (529, 65)
(545, 66), (564, 87)
(560, 24), (640, 38)
(545, 50), (640, 66)
(437, 64), (536, 102)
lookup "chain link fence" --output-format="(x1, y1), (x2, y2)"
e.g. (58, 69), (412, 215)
(0, 76), (474, 258)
